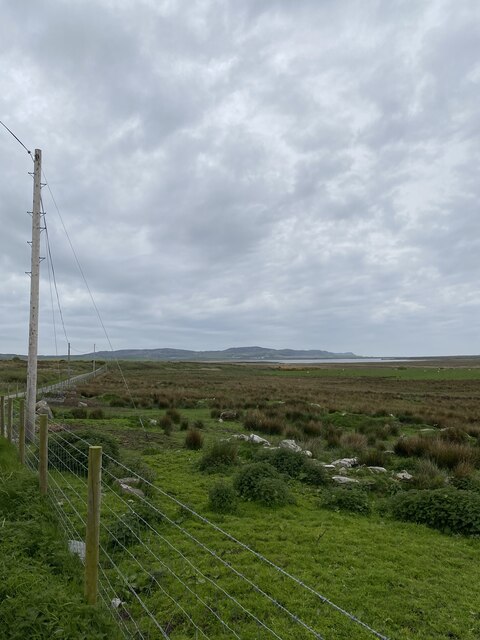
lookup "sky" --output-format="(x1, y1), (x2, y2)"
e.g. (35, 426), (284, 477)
(0, 0), (479, 357)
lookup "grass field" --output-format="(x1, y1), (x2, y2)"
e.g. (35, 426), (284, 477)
(2, 358), (480, 639)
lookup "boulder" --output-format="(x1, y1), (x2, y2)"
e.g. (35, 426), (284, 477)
(232, 434), (249, 441)
(367, 466), (387, 473)
(396, 470), (413, 481)
(78, 401), (88, 407)
(332, 476), (360, 484)
(116, 477), (141, 486)
(321, 464), (336, 470)
(331, 457), (358, 468)
(301, 450), (313, 458)
(279, 439), (302, 453)
(36, 400), (53, 419)
(149, 419), (158, 426)
(248, 434), (270, 446)
(118, 483), (145, 498)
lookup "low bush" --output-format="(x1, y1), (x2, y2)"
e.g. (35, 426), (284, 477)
(389, 489), (480, 536)
(88, 408), (104, 420)
(412, 459), (446, 490)
(233, 462), (280, 501)
(243, 411), (285, 435)
(105, 502), (163, 551)
(193, 419), (205, 430)
(394, 436), (479, 470)
(159, 415), (173, 435)
(300, 461), (329, 486)
(208, 482), (238, 514)
(185, 429), (204, 450)
(322, 487), (371, 515)
(166, 408), (181, 424)
(199, 441), (238, 472)
(302, 421), (323, 437)
(340, 431), (368, 452)
(70, 407), (87, 419)
(269, 448), (305, 478)
(48, 430), (119, 475)
(358, 448), (386, 467)
(180, 418), (189, 431)
(256, 478), (290, 507)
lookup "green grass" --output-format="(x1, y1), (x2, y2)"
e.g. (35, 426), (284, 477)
(0, 438), (120, 640)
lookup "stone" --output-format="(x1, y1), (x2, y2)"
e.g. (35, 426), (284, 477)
(116, 477), (141, 486)
(111, 598), (124, 609)
(301, 450), (313, 458)
(119, 483), (145, 498)
(331, 457), (358, 468)
(232, 434), (249, 441)
(220, 410), (238, 421)
(279, 439), (302, 453)
(396, 470), (413, 481)
(367, 466), (387, 473)
(248, 434), (270, 446)
(332, 476), (360, 484)
(68, 539), (86, 561)
(321, 464), (336, 470)
(78, 401), (88, 407)
(149, 419), (158, 426)
(36, 400), (53, 419)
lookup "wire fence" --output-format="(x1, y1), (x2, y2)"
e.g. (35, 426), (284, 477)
(0, 401), (393, 640)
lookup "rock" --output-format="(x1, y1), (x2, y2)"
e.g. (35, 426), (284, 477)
(248, 434), (270, 446)
(301, 450), (313, 458)
(232, 434), (249, 441)
(116, 477), (141, 486)
(78, 401), (88, 407)
(331, 457), (358, 468)
(367, 466), (387, 473)
(111, 598), (124, 609)
(279, 439), (302, 453)
(68, 539), (86, 561)
(332, 476), (360, 484)
(149, 419), (158, 426)
(220, 411), (238, 421)
(321, 464), (336, 470)
(420, 428), (434, 432)
(119, 483), (145, 498)
(396, 470), (413, 481)
(36, 400), (53, 419)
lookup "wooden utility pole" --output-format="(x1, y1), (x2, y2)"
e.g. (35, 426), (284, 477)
(68, 342), (71, 379)
(85, 446), (102, 605)
(93, 343), (96, 376)
(26, 149), (42, 442)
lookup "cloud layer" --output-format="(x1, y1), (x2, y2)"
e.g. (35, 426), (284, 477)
(1, 0), (479, 356)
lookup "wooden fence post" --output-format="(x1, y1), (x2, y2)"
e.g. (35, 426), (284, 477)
(0, 396), (4, 438)
(7, 398), (13, 442)
(19, 398), (25, 464)
(85, 446), (102, 605)
(39, 414), (48, 495)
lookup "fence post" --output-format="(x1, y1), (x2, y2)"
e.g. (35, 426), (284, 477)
(39, 414), (48, 495)
(19, 398), (25, 464)
(7, 398), (13, 442)
(85, 446), (102, 605)
(0, 396), (4, 438)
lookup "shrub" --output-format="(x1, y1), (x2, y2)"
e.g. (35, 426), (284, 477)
(412, 459), (446, 490)
(70, 407), (87, 419)
(340, 431), (368, 452)
(106, 502), (163, 550)
(48, 430), (119, 475)
(208, 482), (238, 514)
(159, 415), (173, 435)
(256, 478), (290, 507)
(185, 429), (204, 450)
(269, 448), (305, 478)
(193, 419), (204, 429)
(302, 421), (322, 437)
(439, 427), (469, 444)
(199, 441), (238, 472)
(243, 411), (285, 435)
(358, 449), (386, 468)
(322, 487), (371, 515)
(88, 408), (104, 420)
(166, 408), (181, 424)
(301, 461), (329, 486)
(233, 463), (280, 501)
(389, 489), (480, 536)
(180, 418), (189, 431)
(325, 425), (342, 448)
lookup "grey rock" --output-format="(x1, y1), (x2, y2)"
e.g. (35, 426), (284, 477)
(249, 434), (270, 446)
(232, 434), (249, 441)
(396, 470), (413, 481)
(331, 457), (358, 468)
(279, 439), (302, 453)
(332, 476), (360, 484)
(301, 450), (313, 458)
(367, 466), (387, 473)
(68, 539), (86, 561)
(119, 483), (145, 498)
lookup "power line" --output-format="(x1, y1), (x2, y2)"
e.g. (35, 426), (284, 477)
(0, 119), (32, 156)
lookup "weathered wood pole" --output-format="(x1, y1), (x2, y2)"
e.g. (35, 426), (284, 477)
(7, 398), (13, 442)
(0, 396), (4, 437)
(26, 148), (42, 442)
(19, 398), (25, 464)
(39, 414), (48, 495)
(85, 446), (102, 605)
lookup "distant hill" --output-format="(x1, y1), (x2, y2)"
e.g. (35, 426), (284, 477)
(71, 346), (359, 361)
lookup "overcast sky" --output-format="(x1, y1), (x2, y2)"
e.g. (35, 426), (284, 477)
(0, 0), (479, 357)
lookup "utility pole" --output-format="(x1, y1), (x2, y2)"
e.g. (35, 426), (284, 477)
(93, 343), (96, 376)
(26, 149), (42, 442)
(68, 342), (71, 379)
